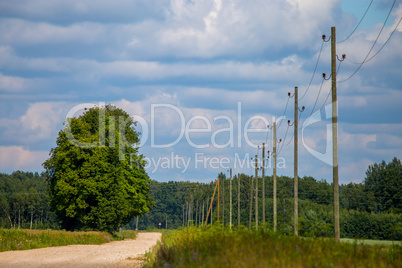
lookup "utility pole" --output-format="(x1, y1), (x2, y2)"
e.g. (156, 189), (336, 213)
(273, 122), (277, 232)
(255, 155), (258, 231)
(211, 198), (213, 226)
(222, 176), (225, 226)
(238, 173), (240, 228)
(218, 177), (220, 223)
(262, 143), (265, 224)
(249, 175), (254, 231)
(294, 86), (299, 236)
(332, 26), (340, 242)
(230, 168), (232, 229)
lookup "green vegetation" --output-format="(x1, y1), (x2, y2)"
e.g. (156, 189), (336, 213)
(0, 228), (114, 252)
(340, 238), (401, 246)
(1, 158), (400, 241)
(145, 226), (402, 268)
(43, 105), (153, 232)
(0, 228), (138, 252)
(128, 158), (401, 240)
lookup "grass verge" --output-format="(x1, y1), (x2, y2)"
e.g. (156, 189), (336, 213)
(144, 226), (401, 267)
(340, 238), (401, 246)
(0, 228), (137, 252)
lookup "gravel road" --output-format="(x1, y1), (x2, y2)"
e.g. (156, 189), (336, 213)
(0, 232), (161, 268)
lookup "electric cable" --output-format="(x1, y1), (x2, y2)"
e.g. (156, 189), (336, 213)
(339, 0), (397, 83)
(337, 0), (374, 44)
(300, 40), (325, 100)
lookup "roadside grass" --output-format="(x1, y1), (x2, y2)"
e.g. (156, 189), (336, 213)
(340, 238), (401, 246)
(0, 228), (137, 252)
(144, 225), (402, 268)
(118, 229), (138, 240)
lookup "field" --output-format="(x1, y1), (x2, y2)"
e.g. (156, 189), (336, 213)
(0, 228), (137, 252)
(145, 226), (402, 267)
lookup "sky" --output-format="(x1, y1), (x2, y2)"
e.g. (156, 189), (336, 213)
(0, 0), (401, 184)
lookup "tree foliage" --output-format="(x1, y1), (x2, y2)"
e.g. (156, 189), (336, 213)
(43, 105), (152, 232)
(0, 171), (56, 229)
(364, 157), (401, 213)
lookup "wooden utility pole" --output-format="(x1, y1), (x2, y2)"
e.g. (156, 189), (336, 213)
(332, 26), (340, 242)
(294, 86), (299, 236)
(262, 143), (265, 224)
(218, 177), (220, 223)
(273, 122), (277, 232)
(255, 155), (258, 231)
(211, 199), (213, 226)
(249, 176), (254, 231)
(205, 179), (219, 227)
(222, 176), (224, 226)
(238, 173), (240, 228)
(230, 168), (232, 229)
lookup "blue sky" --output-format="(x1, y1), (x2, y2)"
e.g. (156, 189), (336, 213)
(0, 0), (401, 184)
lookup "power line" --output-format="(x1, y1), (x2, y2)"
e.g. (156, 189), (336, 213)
(339, 0), (397, 83)
(337, 0), (374, 44)
(277, 96), (290, 129)
(300, 40), (325, 100)
(362, 16), (402, 63)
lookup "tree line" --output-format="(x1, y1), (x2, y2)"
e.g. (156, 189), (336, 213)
(1, 158), (401, 240)
(127, 157), (401, 240)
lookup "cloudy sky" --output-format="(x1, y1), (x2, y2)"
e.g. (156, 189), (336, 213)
(0, 0), (401, 184)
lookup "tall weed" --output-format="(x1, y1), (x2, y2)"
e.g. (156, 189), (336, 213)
(145, 225), (401, 267)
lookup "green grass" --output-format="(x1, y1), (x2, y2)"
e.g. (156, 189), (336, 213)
(341, 238), (402, 246)
(0, 228), (133, 252)
(144, 225), (402, 268)
(118, 229), (138, 240)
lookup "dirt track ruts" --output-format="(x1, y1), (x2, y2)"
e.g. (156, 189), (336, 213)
(0, 232), (161, 268)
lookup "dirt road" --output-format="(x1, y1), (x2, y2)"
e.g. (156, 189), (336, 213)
(0, 232), (161, 268)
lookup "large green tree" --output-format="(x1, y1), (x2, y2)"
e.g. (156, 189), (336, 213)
(43, 105), (152, 232)
(364, 157), (401, 213)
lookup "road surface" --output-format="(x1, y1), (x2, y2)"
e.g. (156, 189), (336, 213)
(0, 232), (161, 268)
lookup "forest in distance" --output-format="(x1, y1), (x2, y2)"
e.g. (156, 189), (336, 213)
(1, 157), (401, 240)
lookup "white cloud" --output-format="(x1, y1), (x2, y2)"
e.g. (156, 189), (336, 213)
(0, 146), (48, 173)
(0, 73), (28, 92)
(0, 102), (68, 144)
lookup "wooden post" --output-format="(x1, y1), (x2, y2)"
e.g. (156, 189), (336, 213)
(230, 168), (232, 229)
(218, 177), (220, 223)
(273, 122), (277, 232)
(205, 179), (219, 227)
(294, 86), (298, 236)
(262, 143), (265, 224)
(331, 26), (340, 242)
(238, 173), (240, 228)
(255, 155), (258, 231)
(249, 175), (254, 231)
(222, 176), (224, 226)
